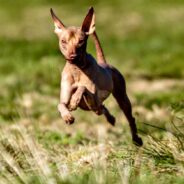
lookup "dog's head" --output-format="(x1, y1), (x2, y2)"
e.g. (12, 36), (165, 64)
(50, 7), (95, 65)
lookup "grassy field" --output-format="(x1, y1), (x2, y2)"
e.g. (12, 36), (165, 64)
(0, 0), (184, 183)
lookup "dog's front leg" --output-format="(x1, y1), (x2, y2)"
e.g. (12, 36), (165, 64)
(58, 80), (75, 124)
(69, 87), (101, 112)
(68, 86), (86, 111)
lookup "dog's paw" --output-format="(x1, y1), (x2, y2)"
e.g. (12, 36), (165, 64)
(133, 135), (143, 146)
(63, 112), (75, 125)
(107, 115), (116, 126)
(68, 100), (78, 111)
(68, 96), (81, 111)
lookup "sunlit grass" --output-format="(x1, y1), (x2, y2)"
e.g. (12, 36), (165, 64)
(0, 104), (184, 184)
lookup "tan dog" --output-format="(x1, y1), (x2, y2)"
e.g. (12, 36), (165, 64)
(50, 7), (143, 146)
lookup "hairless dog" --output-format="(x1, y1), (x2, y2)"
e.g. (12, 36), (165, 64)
(50, 7), (143, 146)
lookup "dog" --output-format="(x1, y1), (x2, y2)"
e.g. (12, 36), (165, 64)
(50, 7), (143, 146)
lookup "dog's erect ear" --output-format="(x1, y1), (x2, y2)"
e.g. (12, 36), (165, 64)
(50, 8), (66, 34)
(81, 7), (95, 35)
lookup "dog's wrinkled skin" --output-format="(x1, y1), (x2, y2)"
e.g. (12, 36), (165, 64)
(50, 7), (143, 146)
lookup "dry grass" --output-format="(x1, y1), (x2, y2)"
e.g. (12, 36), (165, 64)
(0, 105), (184, 183)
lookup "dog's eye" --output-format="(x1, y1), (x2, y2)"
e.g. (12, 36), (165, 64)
(61, 39), (67, 44)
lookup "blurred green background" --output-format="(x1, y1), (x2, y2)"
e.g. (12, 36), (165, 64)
(0, 0), (184, 183)
(0, 0), (184, 122)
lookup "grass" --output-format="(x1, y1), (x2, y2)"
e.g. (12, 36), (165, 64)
(0, 107), (184, 184)
(0, 0), (184, 183)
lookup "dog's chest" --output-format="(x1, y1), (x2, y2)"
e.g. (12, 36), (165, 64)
(72, 67), (96, 93)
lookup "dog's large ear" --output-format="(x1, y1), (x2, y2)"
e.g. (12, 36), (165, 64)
(50, 8), (66, 34)
(81, 7), (95, 35)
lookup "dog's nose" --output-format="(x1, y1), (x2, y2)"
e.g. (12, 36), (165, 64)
(69, 53), (78, 60)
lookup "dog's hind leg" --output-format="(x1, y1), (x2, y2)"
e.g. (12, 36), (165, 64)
(94, 105), (116, 126)
(102, 105), (116, 126)
(115, 93), (143, 146)
(111, 67), (143, 146)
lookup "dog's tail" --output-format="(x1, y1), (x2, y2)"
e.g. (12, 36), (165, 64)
(91, 31), (107, 64)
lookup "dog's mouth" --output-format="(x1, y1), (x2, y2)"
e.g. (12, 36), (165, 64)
(66, 55), (86, 68)
(66, 55), (80, 63)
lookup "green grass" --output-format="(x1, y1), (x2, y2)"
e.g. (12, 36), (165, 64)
(0, 0), (184, 183)
(135, 89), (184, 109)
